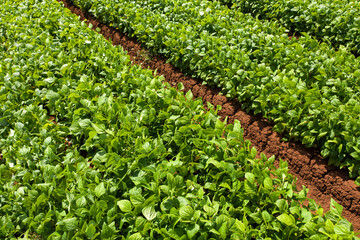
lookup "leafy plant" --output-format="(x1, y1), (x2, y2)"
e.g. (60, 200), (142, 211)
(0, 0), (358, 238)
(71, 0), (360, 180)
(221, 0), (360, 55)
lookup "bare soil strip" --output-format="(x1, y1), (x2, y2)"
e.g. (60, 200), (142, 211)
(59, 0), (360, 230)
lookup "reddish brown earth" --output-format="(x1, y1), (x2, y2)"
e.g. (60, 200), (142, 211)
(59, 0), (360, 231)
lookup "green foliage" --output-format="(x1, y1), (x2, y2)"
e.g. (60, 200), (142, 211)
(224, 0), (360, 55)
(0, 0), (358, 238)
(71, 0), (360, 179)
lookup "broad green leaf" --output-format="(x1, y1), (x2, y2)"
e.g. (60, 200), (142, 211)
(177, 196), (191, 207)
(355, 177), (360, 186)
(130, 188), (145, 206)
(334, 224), (349, 235)
(287, 110), (297, 118)
(277, 213), (295, 226)
(233, 120), (242, 133)
(185, 90), (193, 101)
(262, 210), (272, 223)
(142, 205), (157, 221)
(233, 219), (246, 233)
(117, 200), (132, 212)
(15, 122), (24, 130)
(86, 224), (96, 239)
(275, 199), (287, 210)
(186, 223), (199, 239)
(128, 233), (143, 240)
(263, 177), (273, 189)
(92, 123), (106, 134)
(179, 205), (194, 220)
(245, 172), (255, 183)
(78, 119), (92, 129)
(177, 82), (184, 90)
(218, 222), (228, 239)
(101, 222), (114, 238)
(135, 217), (147, 231)
(244, 181), (256, 195)
(203, 205), (217, 217)
(61, 217), (78, 231)
(94, 182), (106, 198)
(330, 199), (343, 215)
(249, 212), (262, 224)
(324, 219), (334, 233)
(76, 196), (87, 208)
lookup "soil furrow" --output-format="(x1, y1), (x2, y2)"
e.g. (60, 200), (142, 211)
(59, 0), (360, 230)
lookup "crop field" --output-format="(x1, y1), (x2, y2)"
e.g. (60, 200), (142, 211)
(1, 0), (360, 239)
(220, 0), (360, 55)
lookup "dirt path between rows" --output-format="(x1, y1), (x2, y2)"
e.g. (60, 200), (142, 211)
(59, 0), (360, 231)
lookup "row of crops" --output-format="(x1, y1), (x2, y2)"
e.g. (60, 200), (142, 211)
(221, 0), (360, 55)
(0, 0), (358, 238)
(71, 0), (360, 181)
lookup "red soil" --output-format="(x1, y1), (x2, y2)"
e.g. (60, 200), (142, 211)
(59, 0), (360, 231)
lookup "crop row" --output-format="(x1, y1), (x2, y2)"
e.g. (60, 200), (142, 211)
(0, 0), (357, 238)
(71, 0), (360, 180)
(219, 0), (360, 55)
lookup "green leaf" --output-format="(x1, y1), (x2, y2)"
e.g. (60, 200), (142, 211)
(117, 200), (132, 212)
(61, 217), (78, 231)
(186, 223), (199, 239)
(245, 172), (255, 183)
(354, 69), (360, 78)
(262, 210), (272, 222)
(76, 196), (87, 208)
(185, 90), (193, 101)
(287, 110), (297, 118)
(277, 213), (295, 226)
(330, 199), (343, 215)
(86, 224), (96, 239)
(101, 222), (114, 238)
(215, 119), (225, 130)
(78, 119), (92, 129)
(135, 217), (147, 231)
(203, 205), (217, 217)
(275, 199), (286, 210)
(249, 212), (262, 224)
(334, 224), (349, 235)
(324, 219), (334, 233)
(130, 188), (145, 206)
(92, 123), (106, 134)
(94, 182), (106, 198)
(142, 205), (157, 221)
(263, 177), (273, 189)
(15, 122), (24, 130)
(355, 177), (360, 186)
(179, 205), (194, 220)
(128, 233), (143, 240)
(233, 120), (242, 133)
(218, 222), (228, 239)
(250, 147), (257, 158)
(233, 219), (246, 233)
(178, 82), (185, 91)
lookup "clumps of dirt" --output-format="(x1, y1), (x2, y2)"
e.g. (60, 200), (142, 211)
(59, 0), (360, 231)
